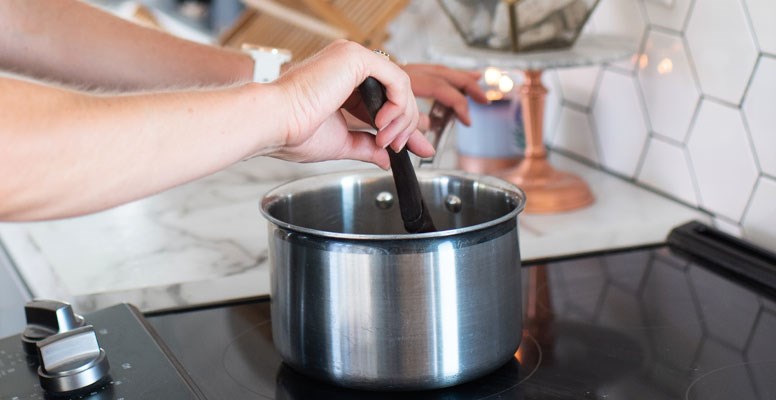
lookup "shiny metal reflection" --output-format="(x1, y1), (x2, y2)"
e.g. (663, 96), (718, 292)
(374, 191), (394, 210)
(262, 170), (526, 390)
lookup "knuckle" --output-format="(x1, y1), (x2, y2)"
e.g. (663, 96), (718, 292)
(431, 64), (447, 75)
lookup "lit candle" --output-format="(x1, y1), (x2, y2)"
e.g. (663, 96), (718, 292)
(456, 68), (522, 163)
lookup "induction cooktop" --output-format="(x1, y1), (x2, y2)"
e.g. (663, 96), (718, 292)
(146, 221), (776, 399)
(2, 221), (775, 399)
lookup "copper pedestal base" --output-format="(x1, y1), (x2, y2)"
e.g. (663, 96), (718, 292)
(500, 69), (594, 213)
(456, 70), (595, 213)
(501, 157), (594, 213)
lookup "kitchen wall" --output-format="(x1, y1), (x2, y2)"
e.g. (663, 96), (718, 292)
(387, 0), (776, 251)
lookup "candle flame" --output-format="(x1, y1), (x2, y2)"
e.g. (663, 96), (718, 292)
(485, 89), (503, 102)
(484, 67), (502, 86)
(498, 75), (514, 93)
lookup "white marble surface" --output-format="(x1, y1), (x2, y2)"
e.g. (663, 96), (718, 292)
(427, 35), (637, 71)
(0, 136), (709, 313)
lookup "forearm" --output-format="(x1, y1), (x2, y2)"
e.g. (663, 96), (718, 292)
(0, 78), (286, 220)
(0, 0), (253, 90)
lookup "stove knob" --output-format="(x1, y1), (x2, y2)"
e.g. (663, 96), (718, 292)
(36, 325), (110, 394)
(21, 300), (85, 354)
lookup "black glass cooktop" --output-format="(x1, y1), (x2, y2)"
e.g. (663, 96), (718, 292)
(147, 221), (776, 400)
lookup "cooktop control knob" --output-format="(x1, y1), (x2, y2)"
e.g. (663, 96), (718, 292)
(36, 325), (110, 393)
(21, 300), (85, 354)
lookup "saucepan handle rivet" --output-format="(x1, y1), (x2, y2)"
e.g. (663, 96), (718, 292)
(445, 194), (463, 213)
(375, 191), (395, 210)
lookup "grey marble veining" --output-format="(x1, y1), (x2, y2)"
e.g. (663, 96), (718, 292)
(0, 157), (374, 313)
(0, 146), (709, 314)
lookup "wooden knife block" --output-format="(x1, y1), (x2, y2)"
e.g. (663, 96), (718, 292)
(220, 0), (410, 61)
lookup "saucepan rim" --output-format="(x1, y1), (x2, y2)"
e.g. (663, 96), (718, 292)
(260, 169), (526, 241)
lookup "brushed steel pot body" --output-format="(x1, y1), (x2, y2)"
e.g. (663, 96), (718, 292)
(261, 170), (526, 390)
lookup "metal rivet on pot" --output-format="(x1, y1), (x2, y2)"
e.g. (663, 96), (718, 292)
(445, 194), (462, 213)
(375, 191), (395, 209)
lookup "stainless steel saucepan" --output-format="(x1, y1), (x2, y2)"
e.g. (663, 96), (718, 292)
(259, 104), (527, 391)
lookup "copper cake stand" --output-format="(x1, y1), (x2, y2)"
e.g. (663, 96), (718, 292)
(429, 35), (636, 213)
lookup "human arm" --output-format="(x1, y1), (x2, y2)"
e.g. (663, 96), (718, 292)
(0, 40), (431, 221)
(0, 0), (254, 90)
(0, 0), (487, 125)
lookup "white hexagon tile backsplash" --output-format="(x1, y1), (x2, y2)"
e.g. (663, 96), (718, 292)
(744, 0), (776, 56)
(556, 0), (774, 249)
(687, 100), (759, 222)
(685, 0), (759, 105)
(387, 0), (776, 250)
(589, 0), (649, 72)
(638, 137), (698, 206)
(557, 66), (602, 108)
(592, 69), (650, 178)
(553, 106), (600, 164)
(643, 0), (693, 31)
(743, 57), (776, 177)
(638, 29), (699, 143)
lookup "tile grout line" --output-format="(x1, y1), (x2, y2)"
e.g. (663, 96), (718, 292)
(681, 31), (704, 108)
(713, 213), (742, 228)
(651, 132), (686, 148)
(648, 24), (683, 37)
(701, 95), (741, 111)
(584, 106), (602, 165)
(738, 0), (762, 52)
(632, 132), (652, 182)
(681, 0), (698, 33)
(562, 99), (590, 114)
(737, 52), (762, 109)
(739, 175), (763, 227)
(682, 95), (703, 145)
(738, 59), (765, 175)
(683, 143), (706, 212)
(585, 64), (606, 168)
(631, 40), (653, 181)
(587, 109), (606, 170)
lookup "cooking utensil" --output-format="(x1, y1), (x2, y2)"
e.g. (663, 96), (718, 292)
(261, 168), (526, 390)
(358, 76), (437, 233)
(418, 100), (457, 169)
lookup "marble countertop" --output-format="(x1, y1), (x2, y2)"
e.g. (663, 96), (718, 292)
(0, 140), (709, 313)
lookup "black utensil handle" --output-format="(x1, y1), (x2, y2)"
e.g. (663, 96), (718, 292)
(358, 76), (386, 126)
(358, 77), (437, 233)
(387, 149), (437, 233)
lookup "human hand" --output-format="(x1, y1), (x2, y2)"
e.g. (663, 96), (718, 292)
(402, 64), (490, 127)
(268, 40), (434, 169)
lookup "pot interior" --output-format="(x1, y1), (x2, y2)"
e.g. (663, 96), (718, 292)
(261, 170), (525, 237)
